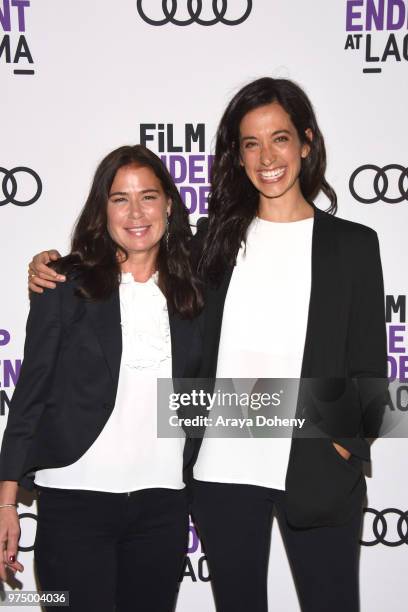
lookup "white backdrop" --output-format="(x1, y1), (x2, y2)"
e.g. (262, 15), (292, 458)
(1, 1), (407, 610)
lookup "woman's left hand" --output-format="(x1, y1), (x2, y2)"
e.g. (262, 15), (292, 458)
(332, 442), (351, 460)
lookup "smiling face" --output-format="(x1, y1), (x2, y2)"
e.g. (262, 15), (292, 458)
(239, 102), (311, 207)
(107, 164), (171, 259)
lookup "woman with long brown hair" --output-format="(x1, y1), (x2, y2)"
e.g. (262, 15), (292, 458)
(0, 145), (203, 611)
(189, 77), (387, 612)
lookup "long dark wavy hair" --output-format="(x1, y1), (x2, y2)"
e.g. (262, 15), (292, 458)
(200, 77), (337, 282)
(53, 145), (203, 318)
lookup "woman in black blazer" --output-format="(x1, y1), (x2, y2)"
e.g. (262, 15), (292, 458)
(0, 145), (203, 611)
(188, 78), (388, 612)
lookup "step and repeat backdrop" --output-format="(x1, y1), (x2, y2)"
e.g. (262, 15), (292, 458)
(1, 1), (407, 610)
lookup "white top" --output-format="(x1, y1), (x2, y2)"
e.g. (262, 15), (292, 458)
(34, 272), (185, 493)
(194, 216), (313, 490)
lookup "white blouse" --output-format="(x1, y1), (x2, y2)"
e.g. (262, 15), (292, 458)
(34, 272), (185, 492)
(194, 216), (313, 490)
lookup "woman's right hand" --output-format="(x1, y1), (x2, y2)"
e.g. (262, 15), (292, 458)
(28, 250), (65, 293)
(0, 508), (24, 580)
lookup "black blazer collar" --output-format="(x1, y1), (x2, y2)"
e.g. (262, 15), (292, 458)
(86, 290), (122, 385)
(300, 204), (343, 376)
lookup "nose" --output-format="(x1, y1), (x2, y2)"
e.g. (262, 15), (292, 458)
(128, 197), (143, 219)
(260, 143), (276, 167)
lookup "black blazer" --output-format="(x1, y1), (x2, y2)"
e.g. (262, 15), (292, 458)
(194, 205), (388, 528)
(0, 278), (204, 491)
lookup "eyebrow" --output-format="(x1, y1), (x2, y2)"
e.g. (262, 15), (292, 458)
(240, 129), (291, 141)
(109, 188), (160, 197)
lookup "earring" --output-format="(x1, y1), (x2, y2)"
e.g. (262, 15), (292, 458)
(165, 215), (170, 251)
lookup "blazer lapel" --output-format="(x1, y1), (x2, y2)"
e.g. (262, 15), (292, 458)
(201, 267), (234, 378)
(86, 290), (122, 385)
(301, 206), (347, 377)
(169, 311), (191, 378)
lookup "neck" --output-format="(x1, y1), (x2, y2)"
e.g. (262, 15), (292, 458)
(258, 185), (314, 222)
(119, 248), (159, 283)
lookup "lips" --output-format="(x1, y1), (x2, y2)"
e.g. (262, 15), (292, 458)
(258, 166), (286, 182)
(124, 225), (151, 237)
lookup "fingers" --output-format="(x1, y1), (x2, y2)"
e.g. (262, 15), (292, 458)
(0, 564), (7, 582)
(32, 250), (52, 267)
(28, 250), (65, 293)
(332, 441), (351, 460)
(48, 250), (61, 260)
(28, 276), (57, 293)
(0, 555), (24, 581)
(29, 263), (65, 282)
(0, 550), (7, 581)
(5, 526), (22, 574)
(0, 519), (23, 581)
(30, 250), (65, 279)
(5, 556), (24, 574)
(28, 282), (44, 294)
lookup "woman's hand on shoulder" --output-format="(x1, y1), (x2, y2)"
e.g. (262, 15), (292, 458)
(28, 249), (65, 293)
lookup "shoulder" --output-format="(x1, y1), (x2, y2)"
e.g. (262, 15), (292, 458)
(29, 275), (82, 314)
(318, 208), (379, 252)
(45, 256), (87, 300)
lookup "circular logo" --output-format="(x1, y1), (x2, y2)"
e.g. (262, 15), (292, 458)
(18, 512), (37, 553)
(136, 0), (253, 26)
(349, 164), (408, 204)
(360, 508), (408, 546)
(0, 166), (42, 207)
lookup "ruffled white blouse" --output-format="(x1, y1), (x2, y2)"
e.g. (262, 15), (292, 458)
(34, 272), (185, 493)
(120, 272), (171, 370)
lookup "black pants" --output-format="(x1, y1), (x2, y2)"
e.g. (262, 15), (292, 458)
(191, 480), (362, 612)
(34, 487), (189, 612)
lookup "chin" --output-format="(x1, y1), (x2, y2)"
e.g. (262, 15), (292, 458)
(258, 179), (296, 200)
(258, 187), (288, 200)
(129, 240), (160, 254)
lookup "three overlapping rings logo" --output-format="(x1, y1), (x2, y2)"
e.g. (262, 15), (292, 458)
(361, 508), (408, 547)
(0, 166), (42, 207)
(136, 0), (252, 26)
(349, 164), (408, 204)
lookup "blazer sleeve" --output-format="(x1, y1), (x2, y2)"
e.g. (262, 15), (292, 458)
(335, 229), (388, 459)
(0, 286), (63, 481)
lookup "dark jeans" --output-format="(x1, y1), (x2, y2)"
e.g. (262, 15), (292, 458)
(34, 486), (189, 612)
(191, 479), (362, 612)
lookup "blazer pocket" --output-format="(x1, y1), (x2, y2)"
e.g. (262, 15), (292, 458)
(285, 437), (365, 528)
(328, 439), (360, 471)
